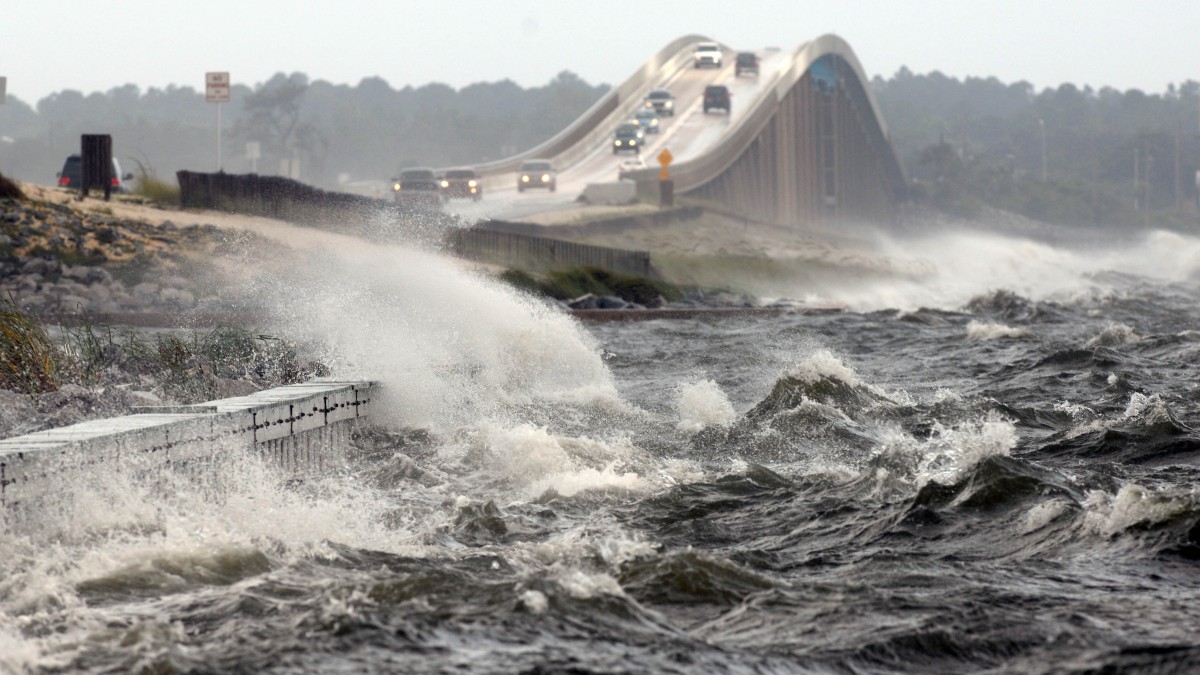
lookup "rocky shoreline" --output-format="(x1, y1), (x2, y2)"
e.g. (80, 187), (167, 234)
(0, 196), (227, 315)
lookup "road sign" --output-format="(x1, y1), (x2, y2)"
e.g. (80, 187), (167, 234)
(657, 148), (673, 180)
(205, 71), (230, 103)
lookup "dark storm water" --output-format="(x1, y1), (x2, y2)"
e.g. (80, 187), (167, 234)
(5, 232), (1200, 673)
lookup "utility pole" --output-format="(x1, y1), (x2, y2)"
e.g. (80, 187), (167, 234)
(1038, 119), (1047, 181)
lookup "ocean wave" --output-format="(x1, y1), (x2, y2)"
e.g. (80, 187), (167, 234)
(966, 320), (1034, 341)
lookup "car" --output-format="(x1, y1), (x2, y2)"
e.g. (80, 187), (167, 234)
(613, 123), (644, 154)
(440, 168), (482, 201)
(392, 167), (443, 208)
(617, 157), (646, 177)
(703, 85), (731, 114)
(633, 108), (661, 134)
(517, 160), (556, 192)
(56, 154), (133, 193)
(643, 89), (675, 117)
(735, 52), (760, 77)
(693, 42), (723, 69)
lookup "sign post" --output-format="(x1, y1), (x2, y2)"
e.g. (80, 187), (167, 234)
(657, 148), (674, 207)
(205, 72), (231, 171)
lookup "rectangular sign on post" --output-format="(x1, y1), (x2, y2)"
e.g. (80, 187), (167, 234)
(205, 71), (230, 103)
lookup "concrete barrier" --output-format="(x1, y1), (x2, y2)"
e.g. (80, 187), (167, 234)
(0, 380), (375, 516)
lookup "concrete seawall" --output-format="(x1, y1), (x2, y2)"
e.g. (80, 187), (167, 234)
(0, 380), (376, 515)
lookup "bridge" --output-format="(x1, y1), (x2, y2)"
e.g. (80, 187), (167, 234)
(446, 34), (906, 228)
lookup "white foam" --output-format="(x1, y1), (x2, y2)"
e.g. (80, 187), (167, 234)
(1083, 483), (1196, 535)
(1086, 323), (1142, 348)
(966, 320), (1033, 341)
(675, 380), (736, 432)
(784, 349), (863, 386)
(250, 240), (620, 434)
(519, 589), (548, 614)
(871, 412), (1017, 487)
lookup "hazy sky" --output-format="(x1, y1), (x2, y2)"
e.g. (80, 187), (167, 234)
(3, 0), (1198, 104)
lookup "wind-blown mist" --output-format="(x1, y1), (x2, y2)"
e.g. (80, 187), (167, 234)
(794, 226), (1200, 312)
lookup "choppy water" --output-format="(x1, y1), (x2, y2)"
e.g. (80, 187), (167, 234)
(4, 225), (1200, 673)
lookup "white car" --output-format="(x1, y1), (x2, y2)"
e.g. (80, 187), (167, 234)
(617, 157), (646, 177)
(693, 42), (722, 68)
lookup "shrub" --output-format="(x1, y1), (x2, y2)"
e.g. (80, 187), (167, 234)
(0, 300), (60, 395)
(0, 173), (26, 200)
(134, 176), (181, 207)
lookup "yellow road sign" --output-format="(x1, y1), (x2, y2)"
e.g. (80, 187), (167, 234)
(657, 149), (673, 167)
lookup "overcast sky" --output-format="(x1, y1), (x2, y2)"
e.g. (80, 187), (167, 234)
(3, 0), (1198, 104)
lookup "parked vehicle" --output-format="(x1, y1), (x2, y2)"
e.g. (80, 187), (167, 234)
(613, 123), (644, 154)
(693, 42), (723, 69)
(643, 89), (675, 116)
(517, 160), (556, 192)
(634, 108), (661, 134)
(392, 167), (443, 208)
(440, 168), (482, 201)
(735, 52), (760, 76)
(56, 155), (133, 193)
(703, 85), (731, 114)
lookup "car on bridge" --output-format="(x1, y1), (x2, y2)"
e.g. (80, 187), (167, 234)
(440, 168), (482, 201)
(517, 160), (556, 192)
(633, 108), (661, 134)
(643, 89), (675, 117)
(703, 85), (731, 114)
(617, 157), (646, 177)
(693, 42), (723, 69)
(393, 167), (443, 209)
(735, 52), (760, 76)
(613, 123), (644, 154)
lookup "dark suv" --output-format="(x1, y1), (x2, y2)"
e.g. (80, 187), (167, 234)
(613, 123), (644, 154)
(440, 168), (482, 201)
(703, 85), (731, 114)
(735, 52), (760, 76)
(57, 154), (133, 193)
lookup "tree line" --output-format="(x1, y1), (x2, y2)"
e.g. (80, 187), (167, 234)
(874, 68), (1200, 227)
(2, 66), (1197, 227)
(0, 71), (607, 190)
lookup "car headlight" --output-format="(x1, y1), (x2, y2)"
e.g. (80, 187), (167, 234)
(615, 140), (622, 146)
(651, 119), (658, 126)
(440, 180), (449, 188)
(468, 179), (477, 187)
(541, 174), (551, 182)
(522, 175), (530, 183)
(664, 101), (673, 109)
(393, 182), (401, 191)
